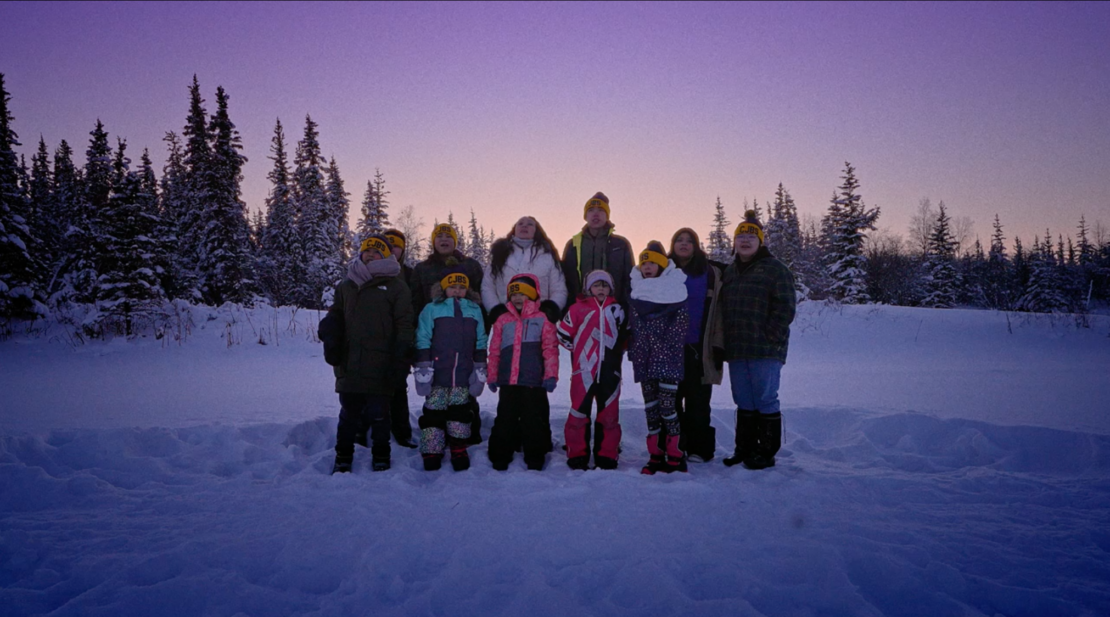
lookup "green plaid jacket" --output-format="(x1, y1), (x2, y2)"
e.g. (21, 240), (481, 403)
(719, 247), (796, 363)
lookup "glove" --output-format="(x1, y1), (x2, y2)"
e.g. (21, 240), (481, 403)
(413, 361), (433, 397)
(488, 382), (498, 393)
(469, 363), (487, 397)
(542, 377), (557, 393)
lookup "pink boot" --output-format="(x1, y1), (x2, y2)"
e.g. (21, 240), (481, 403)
(664, 435), (687, 473)
(641, 435), (666, 475)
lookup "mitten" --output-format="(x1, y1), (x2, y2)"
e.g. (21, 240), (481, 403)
(488, 382), (498, 393)
(543, 377), (557, 393)
(414, 361), (433, 397)
(469, 363), (487, 397)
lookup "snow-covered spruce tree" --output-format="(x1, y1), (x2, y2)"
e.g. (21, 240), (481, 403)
(0, 73), (44, 325)
(707, 196), (733, 265)
(982, 214), (1012, 309)
(921, 202), (959, 308)
(258, 119), (304, 306)
(92, 140), (165, 336)
(765, 183), (806, 294)
(292, 115), (334, 309)
(177, 76), (211, 283)
(61, 120), (115, 306)
(465, 210), (489, 266)
(1015, 234), (1070, 313)
(356, 168), (390, 240)
(26, 136), (55, 293)
(446, 211), (466, 256)
(199, 86), (254, 306)
(157, 131), (196, 301)
(137, 148), (173, 302)
(957, 238), (989, 308)
(43, 140), (82, 303)
(325, 157), (352, 269)
(821, 162), (880, 304)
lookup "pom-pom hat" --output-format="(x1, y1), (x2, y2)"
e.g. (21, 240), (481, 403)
(583, 192), (610, 219)
(734, 210), (764, 244)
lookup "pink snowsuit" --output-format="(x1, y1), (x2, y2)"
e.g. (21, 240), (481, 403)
(556, 294), (626, 461)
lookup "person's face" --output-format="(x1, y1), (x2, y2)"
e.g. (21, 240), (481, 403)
(590, 281), (611, 300)
(360, 249), (382, 263)
(446, 284), (467, 299)
(510, 292), (526, 311)
(674, 233), (695, 260)
(640, 262), (661, 278)
(434, 233), (456, 255)
(735, 234), (760, 261)
(391, 245), (404, 262)
(514, 218), (536, 240)
(585, 207), (608, 230)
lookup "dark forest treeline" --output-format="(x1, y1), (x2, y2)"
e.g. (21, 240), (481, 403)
(2, 75), (1108, 338)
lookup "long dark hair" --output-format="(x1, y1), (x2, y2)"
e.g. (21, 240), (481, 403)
(490, 216), (561, 279)
(668, 227), (708, 276)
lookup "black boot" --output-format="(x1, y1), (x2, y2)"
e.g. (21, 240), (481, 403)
(743, 412), (782, 470)
(724, 409), (758, 467)
(331, 455), (353, 474)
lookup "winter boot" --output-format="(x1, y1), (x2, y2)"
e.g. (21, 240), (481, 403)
(331, 455), (353, 475)
(372, 457), (391, 472)
(641, 435), (666, 475)
(450, 440), (470, 472)
(594, 456), (618, 470)
(423, 453), (443, 471)
(744, 412), (782, 470)
(664, 434), (687, 473)
(724, 409), (759, 467)
(567, 455), (589, 471)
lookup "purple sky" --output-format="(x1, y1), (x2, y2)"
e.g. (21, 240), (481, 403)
(3, 1), (1108, 255)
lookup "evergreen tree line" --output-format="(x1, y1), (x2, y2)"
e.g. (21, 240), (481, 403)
(708, 163), (1110, 313)
(0, 75), (421, 335)
(3, 74), (1108, 337)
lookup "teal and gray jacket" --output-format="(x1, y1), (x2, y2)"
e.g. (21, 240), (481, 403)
(415, 287), (489, 388)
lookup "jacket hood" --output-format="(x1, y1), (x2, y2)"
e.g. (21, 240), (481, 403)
(430, 284), (482, 305)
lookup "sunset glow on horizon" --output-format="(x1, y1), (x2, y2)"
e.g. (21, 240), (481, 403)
(3, 1), (1108, 255)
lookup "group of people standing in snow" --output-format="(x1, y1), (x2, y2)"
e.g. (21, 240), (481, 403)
(318, 191), (797, 476)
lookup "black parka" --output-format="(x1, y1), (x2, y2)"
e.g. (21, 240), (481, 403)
(327, 274), (415, 394)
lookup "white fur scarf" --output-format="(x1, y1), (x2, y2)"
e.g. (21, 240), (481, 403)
(630, 260), (688, 304)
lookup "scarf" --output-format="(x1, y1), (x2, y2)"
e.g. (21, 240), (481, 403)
(630, 260), (688, 304)
(347, 256), (401, 287)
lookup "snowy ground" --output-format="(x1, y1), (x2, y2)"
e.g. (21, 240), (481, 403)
(1, 303), (1108, 616)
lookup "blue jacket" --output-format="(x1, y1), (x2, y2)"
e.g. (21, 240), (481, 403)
(415, 288), (488, 388)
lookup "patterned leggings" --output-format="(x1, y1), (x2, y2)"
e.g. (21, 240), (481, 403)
(642, 379), (681, 437)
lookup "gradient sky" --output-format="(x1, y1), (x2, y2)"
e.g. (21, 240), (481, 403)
(3, 1), (1109, 255)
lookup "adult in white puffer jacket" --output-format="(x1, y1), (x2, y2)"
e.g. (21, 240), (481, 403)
(482, 216), (568, 324)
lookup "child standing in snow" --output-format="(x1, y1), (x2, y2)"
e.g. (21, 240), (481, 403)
(413, 261), (488, 471)
(629, 241), (690, 474)
(556, 270), (627, 470)
(320, 234), (414, 474)
(486, 273), (560, 471)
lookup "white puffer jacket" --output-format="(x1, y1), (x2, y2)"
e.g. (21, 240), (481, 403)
(482, 239), (568, 311)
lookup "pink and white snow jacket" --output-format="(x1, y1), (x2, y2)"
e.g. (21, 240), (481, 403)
(487, 298), (559, 388)
(556, 294), (626, 395)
